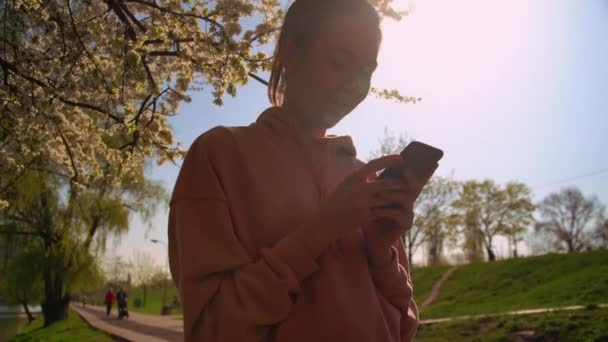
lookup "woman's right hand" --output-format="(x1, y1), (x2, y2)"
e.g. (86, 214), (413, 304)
(316, 155), (410, 245)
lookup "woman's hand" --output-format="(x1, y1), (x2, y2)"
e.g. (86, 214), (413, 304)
(363, 164), (438, 267)
(314, 155), (410, 247)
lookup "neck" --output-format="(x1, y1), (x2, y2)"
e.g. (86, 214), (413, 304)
(279, 102), (326, 139)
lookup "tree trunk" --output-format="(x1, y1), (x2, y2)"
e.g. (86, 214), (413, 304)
(403, 233), (414, 268)
(20, 300), (35, 324)
(42, 291), (69, 326)
(566, 238), (575, 253)
(486, 245), (496, 261)
(428, 244), (437, 265)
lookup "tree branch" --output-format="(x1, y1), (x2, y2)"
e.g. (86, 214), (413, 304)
(248, 72), (268, 86)
(103, 0), (138, 41)
(148, 50), (179, 57)
(59, 131), (78, 183)
(0, 229), (48, 238)
(141, 56), (158, 92)
(124, 0), (224, 30)
(67, 0), (120, 116)
(0, 57), (123, 123)
(58, 97), (122, 122)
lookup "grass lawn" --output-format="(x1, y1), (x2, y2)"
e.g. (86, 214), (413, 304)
(128, 285), (182, 316)
(10, 308), (113, 342)
(421, 249), (608, 319)
(416, 307), (608, 342)
(411, 264), (452, 304)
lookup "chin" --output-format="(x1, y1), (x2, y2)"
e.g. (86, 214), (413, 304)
(321, 112), (345, 129)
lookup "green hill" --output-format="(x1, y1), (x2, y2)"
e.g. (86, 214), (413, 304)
(412, 264), (452, 305)
(412, 249), (608, 319)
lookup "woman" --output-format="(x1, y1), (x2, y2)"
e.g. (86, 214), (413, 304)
(168, 0), (436, 340)
(104, 288), (115, 317)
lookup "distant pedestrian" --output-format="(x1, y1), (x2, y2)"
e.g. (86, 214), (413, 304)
(117, 288), (129, 319)
(171, 295), (180, 309)
(104, 288), (115, 316)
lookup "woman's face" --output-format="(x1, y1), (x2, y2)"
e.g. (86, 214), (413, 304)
(283, 14), (380, 129)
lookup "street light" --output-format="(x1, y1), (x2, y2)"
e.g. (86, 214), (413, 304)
(150, 238), (169, 314)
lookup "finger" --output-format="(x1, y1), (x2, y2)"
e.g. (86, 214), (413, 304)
(376, 191), (415, 211)
(351, 155), (403, 182)
(366, 196), (400, 210)
(365, 179), (409, 194)
(370, 208), (414, 228)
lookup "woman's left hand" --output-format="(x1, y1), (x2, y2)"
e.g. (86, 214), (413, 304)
(363, 164), (437, 267)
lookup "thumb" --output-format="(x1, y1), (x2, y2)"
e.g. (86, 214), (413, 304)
(352, 155), (403, 181)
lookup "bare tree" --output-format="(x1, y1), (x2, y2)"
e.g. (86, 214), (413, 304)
(536, 187), (604, 253)
(368, 128), (422, 262)
(414, 176), (458, 265)
(129, 250), (160, 307)
(592, 215), (608, 250)
(368, 127), (410, 160)
(368, 129), (457, 265)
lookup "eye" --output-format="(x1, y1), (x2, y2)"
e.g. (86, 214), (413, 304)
(330, 57), (351, 72)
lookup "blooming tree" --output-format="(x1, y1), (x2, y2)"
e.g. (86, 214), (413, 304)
(1, 0), (413, 325)
(0, 0), (410, 208)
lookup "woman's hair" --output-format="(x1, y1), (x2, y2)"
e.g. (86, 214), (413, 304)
(268, 0), (382, 106)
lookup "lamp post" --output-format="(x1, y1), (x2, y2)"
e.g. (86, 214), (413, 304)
(150, 238), (169, 314)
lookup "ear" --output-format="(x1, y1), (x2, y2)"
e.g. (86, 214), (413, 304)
(280, 37), (300, 71)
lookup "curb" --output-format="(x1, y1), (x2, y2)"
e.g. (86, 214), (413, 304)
(72, 305), (131, 342)
(420, 303), (608, 325)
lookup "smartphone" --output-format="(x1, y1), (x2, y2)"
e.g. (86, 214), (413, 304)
(378, 141), (444, 180)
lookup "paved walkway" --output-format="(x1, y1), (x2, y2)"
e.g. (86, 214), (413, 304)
(72, 302), (608, 338)
(72, 304), (183, 341)
(420, 303), (608, 325)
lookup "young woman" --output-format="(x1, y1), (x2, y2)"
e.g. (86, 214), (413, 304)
(168, 0), (436, 340)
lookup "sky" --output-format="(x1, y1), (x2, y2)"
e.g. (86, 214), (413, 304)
(109, 0), (608, 268)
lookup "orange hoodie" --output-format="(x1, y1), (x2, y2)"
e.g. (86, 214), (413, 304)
(168, 107), (419, 341)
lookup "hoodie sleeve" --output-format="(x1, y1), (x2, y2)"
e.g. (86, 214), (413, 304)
(168, 128), (322, 342)
(369, 239), (419, 342)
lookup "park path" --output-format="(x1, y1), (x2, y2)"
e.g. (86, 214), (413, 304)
(71, 299), (608, 338)
(72, 304), (183, 342)
(418, 266), (459, 312)
(420, 303), (608, 325)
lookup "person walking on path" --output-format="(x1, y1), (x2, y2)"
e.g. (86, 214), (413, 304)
(104, 288), (115, 317)
(168, 0), (438, 340)
(117, 288), (129, 319)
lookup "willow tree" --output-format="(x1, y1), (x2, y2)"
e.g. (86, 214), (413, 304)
(0, 165), (164, 326)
